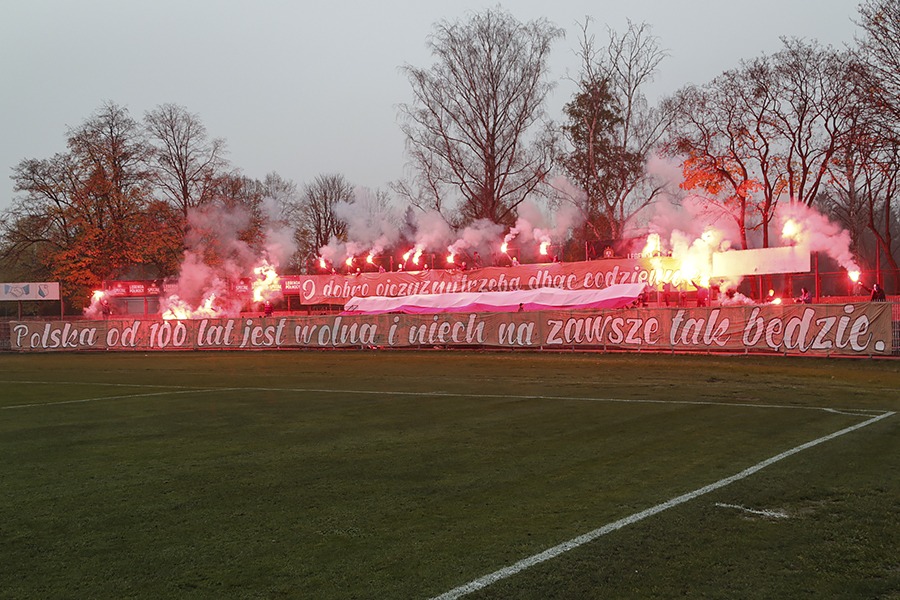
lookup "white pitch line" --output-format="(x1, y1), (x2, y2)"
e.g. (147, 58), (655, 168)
(196, 386), (891, 419)
(1, 381), (889, 418)
(429, 410), (896, 600)
(1, 388), (231, 410)
(821, 407), (884, 417)
(714, 503), (789, 519)
(2, 380), (213, 390)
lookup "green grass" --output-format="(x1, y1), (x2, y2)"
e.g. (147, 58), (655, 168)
(0, 352), (898, 599)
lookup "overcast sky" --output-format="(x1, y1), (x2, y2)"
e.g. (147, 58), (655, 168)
(1, 0), (862, 213)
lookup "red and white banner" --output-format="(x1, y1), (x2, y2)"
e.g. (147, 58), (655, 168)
(343, 283), (647, 314)
(284, 257), (685, 304)
(10, 303), (892, 356)
(103, 258), (688, 304)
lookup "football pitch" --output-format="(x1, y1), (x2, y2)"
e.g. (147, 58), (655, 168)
(1, 351), (898, 599)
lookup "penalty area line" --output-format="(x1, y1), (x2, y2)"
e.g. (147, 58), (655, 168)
(429, 410), (896, 600)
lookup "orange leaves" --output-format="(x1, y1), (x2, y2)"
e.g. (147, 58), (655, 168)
(680, 153), (760, 200)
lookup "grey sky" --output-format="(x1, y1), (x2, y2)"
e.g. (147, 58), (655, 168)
(1, 0), (861, 213)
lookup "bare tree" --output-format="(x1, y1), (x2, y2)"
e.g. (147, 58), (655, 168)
(259, 172), (308, 273)
(827, 53), (900, 290)
(262, 172), (300, 220)
(770, 40), (856, 208)
(667, 40), (856, 248)
(665, 77), (763, 250)
(299, 174), (352, 259)
(848, 0), (900, 289)
(399, 7), (563, 226)
(717, 57), (783, 249)
(5, 152), (81, 260)
(144, 103), (227, 221)
(560, 30), (622, 242)
(562, 19), (671, 242)
(855, 0), (900, 132)
(391, 159), (450, 218)
(830, 136), (900, 289)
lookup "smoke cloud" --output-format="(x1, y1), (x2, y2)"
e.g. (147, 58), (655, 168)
(158, 199), (297, 318)
(776, 202), (859, 273)
(314, 179), (594, 270)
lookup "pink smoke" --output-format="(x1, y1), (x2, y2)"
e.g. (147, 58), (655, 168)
(159, 199), (296, 318)
(776, 202), (859, 274)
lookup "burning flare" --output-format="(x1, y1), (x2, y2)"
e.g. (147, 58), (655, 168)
(782, 218), (801, 243)
(83, 289), (111, 319)
(162, 292), (220, 320)
(251, 259), (280, 303)
(641, 233), (661, 257)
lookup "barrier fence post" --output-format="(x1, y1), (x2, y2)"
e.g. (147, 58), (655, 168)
(814, 252), (820, 302)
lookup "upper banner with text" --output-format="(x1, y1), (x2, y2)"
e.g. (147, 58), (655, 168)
(106, 257), (686, 305)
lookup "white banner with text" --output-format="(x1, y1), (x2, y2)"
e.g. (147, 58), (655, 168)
(10, 303), (892, 356)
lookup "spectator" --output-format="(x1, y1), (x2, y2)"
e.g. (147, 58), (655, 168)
(693, 281), (709, 307)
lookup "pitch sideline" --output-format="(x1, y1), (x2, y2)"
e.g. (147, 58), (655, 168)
(1, 387), (237, 410)
(1, 380), (888, 418)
